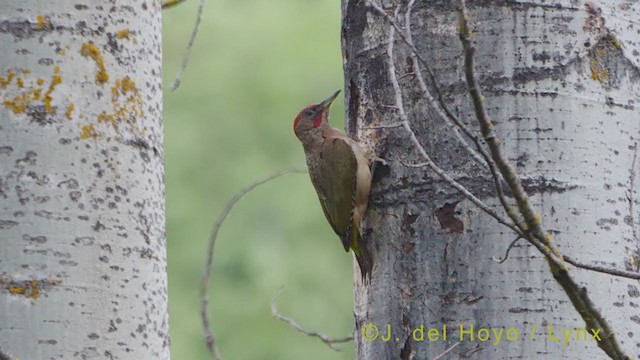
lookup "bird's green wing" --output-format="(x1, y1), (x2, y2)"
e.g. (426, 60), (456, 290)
(315, 137), (358, 252)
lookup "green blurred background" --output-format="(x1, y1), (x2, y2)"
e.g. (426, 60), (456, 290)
(163, 1), (355, 359)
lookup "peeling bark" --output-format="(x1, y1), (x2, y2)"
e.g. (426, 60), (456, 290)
(0, 2), (168, 359)
(342, 1), (640, 359)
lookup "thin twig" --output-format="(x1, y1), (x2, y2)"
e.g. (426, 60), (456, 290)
(493, 236), (523, 264)
(201, 167), (307, 360)
(431, 342), (461, 360)
(404, 0), (485, 168)
(455, 1), (628, 358)
(374, 0), (526, 234)
(271, 287), (354, 351)
(171, 0), (207, 90)
(385, 10), (521, 236)
(563, 255), (640, 280)
(162, 0), (187, 9)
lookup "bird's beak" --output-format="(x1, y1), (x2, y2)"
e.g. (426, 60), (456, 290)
(319, 90), (341, 110)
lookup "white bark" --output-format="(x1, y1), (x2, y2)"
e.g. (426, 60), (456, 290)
(0, 2), (168, 359)
(343, 0), (640, 359)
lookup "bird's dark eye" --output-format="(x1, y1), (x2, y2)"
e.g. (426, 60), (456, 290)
(304, 109), (315, 117)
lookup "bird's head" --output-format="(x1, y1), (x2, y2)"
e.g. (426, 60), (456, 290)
(293, 90), (341, 139)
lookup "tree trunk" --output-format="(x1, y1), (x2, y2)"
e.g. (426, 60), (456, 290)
(0, 2), (168, 359)
(342, 1), (640, 359)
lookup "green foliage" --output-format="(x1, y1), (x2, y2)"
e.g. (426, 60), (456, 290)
(163, 1), (354, 358)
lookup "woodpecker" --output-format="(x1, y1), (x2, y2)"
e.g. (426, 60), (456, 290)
(293, 90), (373, 279)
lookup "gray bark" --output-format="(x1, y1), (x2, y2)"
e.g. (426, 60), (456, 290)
(0, 2), (168, 359)
(342, 0), (640, 359)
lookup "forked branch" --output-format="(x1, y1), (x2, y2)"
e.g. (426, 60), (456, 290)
(455, 1), (629, 358)
(271, 287), (354, 351)
(201, 167), (307, 360)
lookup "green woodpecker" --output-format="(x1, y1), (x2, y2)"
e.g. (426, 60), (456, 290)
(293, 90), (373, 279)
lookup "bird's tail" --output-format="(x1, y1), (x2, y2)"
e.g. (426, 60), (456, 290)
(350, 227), (373, 281)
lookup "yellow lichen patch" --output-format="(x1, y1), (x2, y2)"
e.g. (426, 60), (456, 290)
(609, 37), (621, 49)
(81, 75), (145, 138)
(99, 76), (144, 133)
(80, 42), (109, 84)
(6, 279), (40, 299)
(0, 70), (15, 88)
(44, 73), (62, 113)
(80, 124), (98, 139)
(1, 67), (63, 116)
(66, 103), (75, 120)
(116, 29), (130, 40)
(21, 68), (31, 74)
(590, 57), (608, 82)
(35, 15), (48, 29)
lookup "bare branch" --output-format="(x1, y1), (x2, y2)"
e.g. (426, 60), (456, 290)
(368, 0), (526, 235)
(563, 255), (640, 280)
(162, 0), (187, 9)
(455, 1), (628, 358)
(431, 342), (461, 360)
(170, 0), (207, 90)
(201, 167), (307, 360)
(493, 236), (523, 264)
(271, 287), (354, 351)
(404, 0), (485, 167)
(384, 8), (522, 236)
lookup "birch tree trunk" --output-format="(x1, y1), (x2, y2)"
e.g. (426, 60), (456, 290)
(342, 1), (640, 359)
(0, 2), (168, 359)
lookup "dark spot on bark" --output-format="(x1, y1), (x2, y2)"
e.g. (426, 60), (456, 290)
(106, 32), (121, 56)
(400, 336), (413, 360)
(75, 4), (89, 10)
(0, 220), (18, 229)
(34, 196), (50, 203)
(342, 0), (367, 47)
(521, 177), (577, 195)
(70, 191), (82, 201)
(16, 151), (37, 166)
(508, 307), (546, 313)
(435, 202), (464, 234)
(93, 221), (106, 232)
(75, 236), (95, 246)
(58, 179), (79, 190)
(38, 58), (54, 66)
(38, 339), (58, 345)
(0, 20), (35, 39)
(142, 2), (148, 10)
(99, 256), (109, 263)
(23, 234), (47, 243)
(87, 333), (99, 340)
(371, 159), (390, 185)
(348, 80), (360, 134)
(59, 138), (72, 145)
(0, 146), (13, 155)
(402, 212), (419, 236)
(59, 259), (78, 266)
(629, 285), (640, 298)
